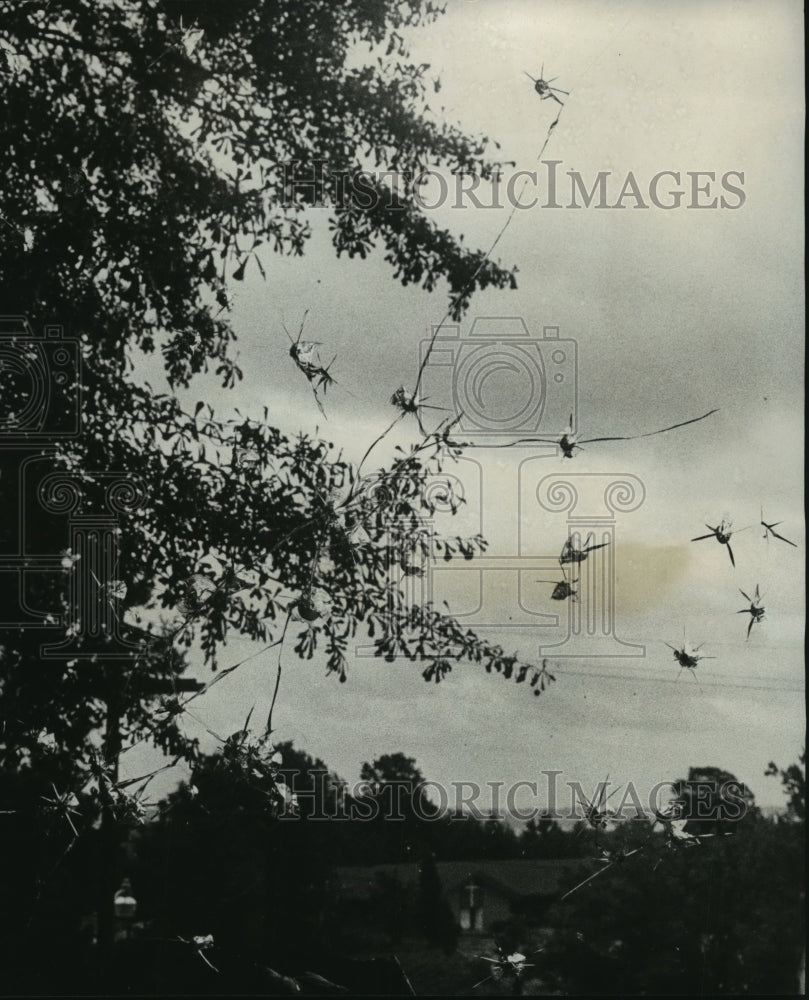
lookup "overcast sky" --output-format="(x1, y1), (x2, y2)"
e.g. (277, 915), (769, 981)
(127, 0), (804, 812)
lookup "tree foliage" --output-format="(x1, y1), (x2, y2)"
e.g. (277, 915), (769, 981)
(543, 770), (805, 996)
(417, 850), (458, 954)
(0, 0), (515, 375)
(0, 0), (551, 827)
(0, 0), (545, 982)
(765, 748), (806, 822)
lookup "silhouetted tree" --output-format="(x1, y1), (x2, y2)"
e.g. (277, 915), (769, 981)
(417, 850), (458, 954)
(132, 739), (338, 965)
(674, 765), (757, 836)
(1, 2), (549, 985)
(542, 765), (805, 995)
(766, 748), (806, 821)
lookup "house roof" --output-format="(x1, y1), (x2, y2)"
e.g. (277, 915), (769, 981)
(334, 859), (585, 902)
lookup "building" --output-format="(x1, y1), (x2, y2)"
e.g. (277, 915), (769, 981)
(334, 859), (585, 936)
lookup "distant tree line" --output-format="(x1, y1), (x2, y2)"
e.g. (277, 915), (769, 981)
(2, 732), (803, 993)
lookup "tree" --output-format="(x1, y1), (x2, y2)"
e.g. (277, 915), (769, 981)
(0, 0), (551, 783)
(355, 752), (435, 862)
(369, 870), (408, 947)
(0, 616), (200, 970)
(417, 850), (458, 954)
(132, 738), (339, 965)
(542, 766), (805, 995)
(519, 810), (574, 859)
(673, 765), (757, 836)
(765, 748), (806, 822)
(1, 2), (553, 974)
(360, 751), (424, 788)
